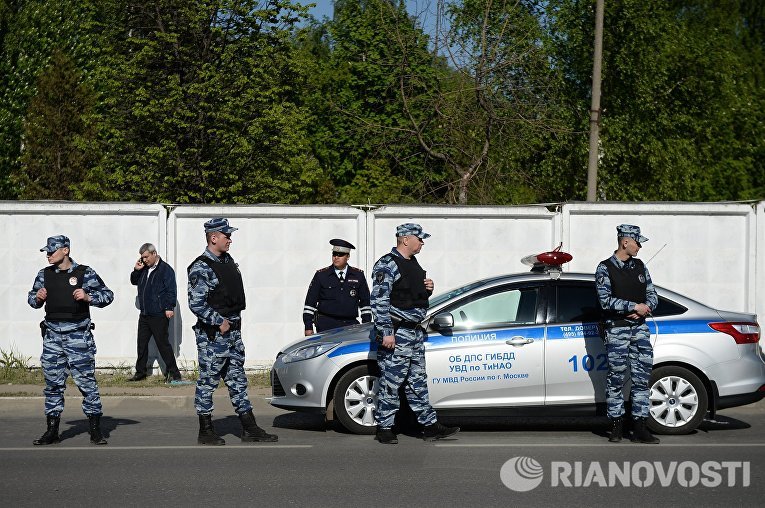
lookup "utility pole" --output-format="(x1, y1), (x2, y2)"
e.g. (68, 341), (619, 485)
(586, 0), (604, 201)
(434, 0), (444, 59)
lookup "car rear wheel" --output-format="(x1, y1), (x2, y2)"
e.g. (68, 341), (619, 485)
(647, 366), (708, 435)
(333, 365), (379, 435)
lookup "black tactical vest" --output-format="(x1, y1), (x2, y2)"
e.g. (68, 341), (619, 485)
(43, 265), (90, 321)
(385, 254), (429, 310)
(602, 257), (647, 310)
(190, 256), (246, 315)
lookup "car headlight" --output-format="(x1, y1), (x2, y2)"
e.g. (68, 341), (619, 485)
(281, 342), (340, 363)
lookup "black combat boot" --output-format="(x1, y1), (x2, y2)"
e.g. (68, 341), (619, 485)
(88, 415), (108, 445)
(33, 415), (61, 445)
(631, 418), (660, 444)
(239, 410), (278, 442)
(198, 414), (225, 445)
(375, 428), (398, 444)
(608, 417), (623, 443)
(423, 421), (460, 441)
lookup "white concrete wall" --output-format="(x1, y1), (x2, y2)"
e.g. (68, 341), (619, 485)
(757, 202), (765, 323)
(1, 202), (167, 367)
(563, 202), (756, 316)
(1, 201), (760, 370)
(367, 205), (559, 295)
(168, 206), (367, 368)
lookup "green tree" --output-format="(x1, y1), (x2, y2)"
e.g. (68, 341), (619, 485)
(393, 0), (569, 204)
(12, 49), (97, 199)
(0, 0), (103, 199)
(300, 0), (447, 204)
(548, 0), (765, 201)
(85, 0), (322, 203)
(735, 0), (765, 199)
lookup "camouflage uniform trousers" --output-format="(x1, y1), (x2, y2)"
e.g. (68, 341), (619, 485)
(605, 323), (653, 419)
(41, 325), (102, 417)
(375, 327), (437, 429)
(194, 326), (253, 415)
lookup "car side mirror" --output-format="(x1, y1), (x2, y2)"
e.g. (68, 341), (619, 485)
(432, 312), (454, 329)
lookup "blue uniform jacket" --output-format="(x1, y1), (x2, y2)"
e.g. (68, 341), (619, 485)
(130, 257), (177, 317)
(303, 265), (371, 328)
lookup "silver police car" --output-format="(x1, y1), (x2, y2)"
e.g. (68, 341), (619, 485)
(270, 270), (765, 435)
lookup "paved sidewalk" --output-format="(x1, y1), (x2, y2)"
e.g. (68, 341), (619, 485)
(0, 382), (279, 417)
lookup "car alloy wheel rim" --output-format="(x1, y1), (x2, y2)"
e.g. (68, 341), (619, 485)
(343, 375), (379, 427)
(649, 375), (699, 428)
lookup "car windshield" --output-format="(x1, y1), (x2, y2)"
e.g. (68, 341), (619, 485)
(428, 279), (493, 308)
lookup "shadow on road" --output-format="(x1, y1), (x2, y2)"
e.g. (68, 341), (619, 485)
(261, 406), (755, 439)
(698, 414), (751, 432)
(272, 412), (327, 432)
(59, 416), (140, 441)
(437, 413), (753, 437)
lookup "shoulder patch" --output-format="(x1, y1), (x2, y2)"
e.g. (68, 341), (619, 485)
(189, 274), (199, 289)
(188, 256), (213, 274)
(375, 272), (385, 283)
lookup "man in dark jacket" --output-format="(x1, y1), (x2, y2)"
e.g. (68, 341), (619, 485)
(128, 243), (182, 382)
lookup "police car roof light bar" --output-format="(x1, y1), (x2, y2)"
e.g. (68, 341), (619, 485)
(520, 244), (573, 278)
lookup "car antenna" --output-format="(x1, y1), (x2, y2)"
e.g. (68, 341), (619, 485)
(644, 243), (667, 265)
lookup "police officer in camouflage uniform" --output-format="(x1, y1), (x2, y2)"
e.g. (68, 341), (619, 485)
(303, 239), (372, 335)
(28, 235), (114, 445)
(596, 224), (660, 444)
(371, 223), (459, 444)
(187, 218), (277, 445)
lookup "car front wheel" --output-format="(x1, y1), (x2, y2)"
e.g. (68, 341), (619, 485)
(332, 365), (379, 435)
(647, 366), (708, 435)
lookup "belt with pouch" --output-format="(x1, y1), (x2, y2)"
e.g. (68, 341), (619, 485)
(607, 318), (645, 328)
(391, 315), (422, 332)
(196, 319), (241, 338)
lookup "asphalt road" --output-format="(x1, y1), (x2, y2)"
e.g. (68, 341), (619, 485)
(2, 397), (764, 507)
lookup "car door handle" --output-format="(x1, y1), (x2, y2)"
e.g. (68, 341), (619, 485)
(506, 336), (534, 346)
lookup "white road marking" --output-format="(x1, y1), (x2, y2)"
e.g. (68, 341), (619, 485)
(434, 443), (765, 447)
(0, 445), (313, 451)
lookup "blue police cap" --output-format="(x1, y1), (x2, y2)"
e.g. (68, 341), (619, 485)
(204, 218), (238, 234)
(40, 235), (70, 253)
(617, 224), (648, 244)
(396, 223), (430, 239)
(329, 239), (355, 254)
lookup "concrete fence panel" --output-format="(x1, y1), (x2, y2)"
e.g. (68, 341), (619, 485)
(2, 202), (166, 366)
(3, 201), (760, 369)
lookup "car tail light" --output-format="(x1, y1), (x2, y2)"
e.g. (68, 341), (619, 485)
(708, 322), (760, 344)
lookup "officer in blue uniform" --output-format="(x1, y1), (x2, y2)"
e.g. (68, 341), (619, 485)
(303, 239), (371, 335)
(596, 224), (660, 444)
(371, 223), (459, 444)
(28, 235), (114, 445)
(187, 218), (278, 445)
